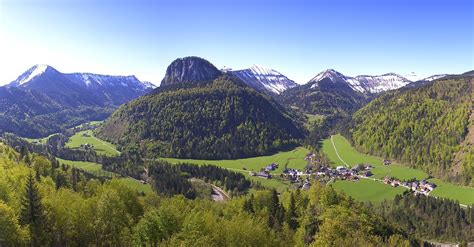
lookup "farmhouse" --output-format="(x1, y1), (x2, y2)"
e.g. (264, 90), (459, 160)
(250, 171), (272, 179)
(264, 163), (278, 171)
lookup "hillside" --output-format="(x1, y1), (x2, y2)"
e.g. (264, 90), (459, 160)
(351, 75), (473, 184)
(279, 75), (369, 118)
(98, 72), (303, 159)
(0, 65), (153, 138)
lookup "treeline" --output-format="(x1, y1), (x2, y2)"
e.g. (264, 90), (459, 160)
(0, 142), (420, 246)
(351, 77), (473, 185)
(8, 141), (473, 246)
(0, 85), (112, 138)
(378, 193), (474, 243)
(148, 161), (251, 199)
(97, 75), (303, 160)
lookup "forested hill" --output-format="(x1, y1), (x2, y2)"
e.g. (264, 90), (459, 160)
(279, 76), (369, 119)
(351, 75), (473, 185)
(97, 57), (304, 159)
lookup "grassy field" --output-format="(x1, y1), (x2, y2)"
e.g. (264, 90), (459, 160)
(322, 134), (428, 180)
(66, 130), (120, 156)
(56, 158), (116, 177)
(56, 158), (152, 194)
(428, 179), (474, 205)
(163, 147), (310, 174)
(23, 133), (57, 144)
(323, 134), (474, 205)
(163, 147), (310, 191)
(332, 179), (407, 203)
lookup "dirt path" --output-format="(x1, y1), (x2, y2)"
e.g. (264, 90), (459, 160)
(91, 134), (121, 155)
(211, 184), (229, 202)
(331, 135), (351, 168)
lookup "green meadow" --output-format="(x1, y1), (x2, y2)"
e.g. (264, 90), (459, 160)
(66, 130), (120, 156)
(332, 179), (407, 203)
(323, 134), (474, 205)
(163, 147), (310, 174)
(428, 179), (474, 205)
(56, 157), (152, 194)
(56, 158), (116, 177)
(163, 147), (310, 191)
(322, 134), (427, 180)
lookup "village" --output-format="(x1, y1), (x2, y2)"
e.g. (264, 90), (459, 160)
(250, 152), (437, 195)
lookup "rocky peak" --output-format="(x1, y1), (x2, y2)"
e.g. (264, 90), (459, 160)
(160, 56), (222, 86)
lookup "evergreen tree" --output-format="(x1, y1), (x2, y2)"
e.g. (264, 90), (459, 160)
(20, 172), (45, 245)
(268, 189), (284, 229)
(286, 192), (299, 230)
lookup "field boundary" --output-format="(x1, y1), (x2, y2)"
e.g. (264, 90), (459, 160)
(90, 134), (121, 155)
(331, 135), (350, 167)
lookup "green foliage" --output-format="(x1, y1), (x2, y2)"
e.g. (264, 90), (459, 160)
(351, 77), (473, 183)
(98, 75), (303, 159)
(379, 194), (474, 242)
(0, 141), (452, 246)
(0, 201), (29, 246)
(20, 172), (46, 244)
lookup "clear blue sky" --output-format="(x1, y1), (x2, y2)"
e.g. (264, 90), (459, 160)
(0, 0), (472, 85)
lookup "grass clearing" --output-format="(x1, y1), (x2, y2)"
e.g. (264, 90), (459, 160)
(56, 158), (152, 194)
(322, 134), (428, 180)
(66, 130), (120, 156)
(332, 179), (407, 203)
(56, 158), (116, 177)
(428, 179), (474, 205)
(323, 134), (474, 205)
(162, 147), (310, 191)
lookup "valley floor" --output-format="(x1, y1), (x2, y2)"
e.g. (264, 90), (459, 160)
(323, 134), (474, 205)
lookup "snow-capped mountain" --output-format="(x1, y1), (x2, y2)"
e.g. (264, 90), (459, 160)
(7, 64), (154, 106)
(8, 64), (52, 87)
(307, 69), (412, 94)
(354, 73), (412, 93)
(229, 65), (297, 95)
(419, 74), (448, 82)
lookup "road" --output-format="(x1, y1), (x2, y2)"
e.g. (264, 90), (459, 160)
(211, 184), (229, 202)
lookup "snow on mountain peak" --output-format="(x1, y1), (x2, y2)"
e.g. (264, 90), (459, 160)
(308, 69), (412, 93)
(13, 64), (52, 86)
(229, 65), (297, 94)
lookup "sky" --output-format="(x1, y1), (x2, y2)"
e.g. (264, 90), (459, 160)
(0, 0), (472, 85)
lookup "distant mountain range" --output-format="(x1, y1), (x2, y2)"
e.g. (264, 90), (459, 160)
(7, 64), (155, 106)
(228, 65), (298, 95)
(1, 65), (154, 137)
(0, 60), (453, 139)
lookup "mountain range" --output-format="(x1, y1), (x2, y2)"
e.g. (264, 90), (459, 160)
(0, 65), (154, 137)
(228, 65), (298, 95)
(7, 64), (154, 106)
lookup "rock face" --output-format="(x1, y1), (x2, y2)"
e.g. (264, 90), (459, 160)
(160, 56), (222, 86)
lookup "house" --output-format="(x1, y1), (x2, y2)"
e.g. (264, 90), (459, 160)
(264, 163), (278, 171)
(364, 171), (373, 177)
(253, 172), (272, 179)
(390, 180), (399, 187)
(383, 159), (391, 166)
